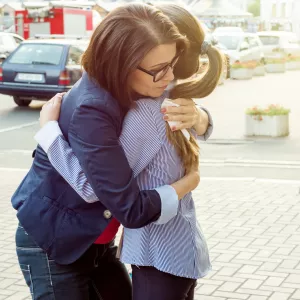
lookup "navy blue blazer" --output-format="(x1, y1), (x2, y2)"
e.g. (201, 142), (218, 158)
(11, 73), (162, 264)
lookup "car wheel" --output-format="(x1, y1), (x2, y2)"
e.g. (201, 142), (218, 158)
(13, 96), (32, 107)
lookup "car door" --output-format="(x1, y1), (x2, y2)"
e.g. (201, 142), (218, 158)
(0, 35), (18, 54)
(238, 37), (252, 63)
(258, 35), (280, 59)
(285, 35), (300, 56)
(248, 36), (262, 64)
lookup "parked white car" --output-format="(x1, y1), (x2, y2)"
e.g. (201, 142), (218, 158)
(257, 31), (300, 59)
(0, 32), (24, 63)
(213, 32), (264, 66)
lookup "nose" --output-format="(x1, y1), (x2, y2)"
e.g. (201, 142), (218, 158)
(163, 66), (175, 82)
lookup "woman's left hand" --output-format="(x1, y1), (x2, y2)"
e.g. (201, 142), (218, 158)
(39, 93), (65, 127)
(161, 98), (201, 131)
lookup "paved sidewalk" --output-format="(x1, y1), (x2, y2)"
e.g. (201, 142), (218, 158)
(1, 170), (300, 300)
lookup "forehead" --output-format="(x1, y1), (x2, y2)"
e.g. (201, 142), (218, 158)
(140, 43), (177, 68)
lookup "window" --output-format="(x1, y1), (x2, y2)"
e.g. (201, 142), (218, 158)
(259, 36), (280, 46)
(272, 4), (277, 18)
(214, 35), (242, 50)
(249, 37), (259, 48)
(67, 46), (84, 66)
(9, 44), (64, 65)
(287, 34), (299, 44)
(281, 3), (286, 18)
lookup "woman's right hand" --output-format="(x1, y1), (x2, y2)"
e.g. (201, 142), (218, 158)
(40, 93), (65, 128)
(186, 167), (200, 190)
(171, 166), (200, 200)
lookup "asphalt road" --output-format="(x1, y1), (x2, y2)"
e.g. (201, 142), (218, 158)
(0, 71), (299, 180)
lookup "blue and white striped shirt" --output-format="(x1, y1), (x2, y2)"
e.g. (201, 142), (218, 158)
(35, 95), (212, 279)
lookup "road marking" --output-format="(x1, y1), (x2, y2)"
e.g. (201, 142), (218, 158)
(0, 149), (33, 154)
(0, 167), (28, 172)
(201, 177), (300, 185)
(0, 121), (38, 134)
(203, 158), (300, 165)
(201, 159), (300, 169)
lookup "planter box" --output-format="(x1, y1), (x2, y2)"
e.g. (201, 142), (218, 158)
(265, 63), (286, 73)
(286, 61), (300, 70)
(245, 114), (289, 137)
(230, 68), (253, 80)
(253, 65), (265, 76)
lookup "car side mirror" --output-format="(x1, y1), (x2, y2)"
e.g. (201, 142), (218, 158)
(240, 42), (249, 51)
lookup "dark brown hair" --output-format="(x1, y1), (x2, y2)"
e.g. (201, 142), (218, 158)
(81, 3), (187, 109)
(156, 4), (224, 173)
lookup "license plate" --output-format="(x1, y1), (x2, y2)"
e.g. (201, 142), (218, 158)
(15, 73), (45, 83)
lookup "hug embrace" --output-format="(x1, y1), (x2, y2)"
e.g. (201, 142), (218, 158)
(12, 3), (223, 300)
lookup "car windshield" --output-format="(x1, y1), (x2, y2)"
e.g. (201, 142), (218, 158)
(9, 44), (64, 65)
(259, 36), (280, 46)
(214, 35), (241, 50)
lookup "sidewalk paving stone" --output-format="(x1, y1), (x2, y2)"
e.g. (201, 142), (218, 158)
(1, 170), (300, 299)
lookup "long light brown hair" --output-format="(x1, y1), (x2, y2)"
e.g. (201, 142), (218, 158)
(81, 3), (188, 109)
(157, 4), (224, 173)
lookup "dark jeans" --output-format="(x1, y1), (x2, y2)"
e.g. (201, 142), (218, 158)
(16, 224), (132, 300)
(132, 265), (197, 300)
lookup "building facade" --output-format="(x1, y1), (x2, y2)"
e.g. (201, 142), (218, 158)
(260, 0), (300, 38)
(230, 0), (254, 12)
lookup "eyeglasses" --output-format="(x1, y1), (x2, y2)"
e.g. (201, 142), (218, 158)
(137, 52), (181, 83)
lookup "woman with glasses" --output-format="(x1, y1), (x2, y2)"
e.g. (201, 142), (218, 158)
(13, 3), (223, 300)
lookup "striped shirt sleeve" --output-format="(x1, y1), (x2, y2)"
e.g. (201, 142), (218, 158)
(35, 121), (99, 203)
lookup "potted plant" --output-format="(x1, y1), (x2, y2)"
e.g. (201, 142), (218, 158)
(286, 55), (300, 70)
(230, 61), (254, 80)
(253, 60), (266, 76)
(245, 104), (290, 137)
(265, 57), (286, 73)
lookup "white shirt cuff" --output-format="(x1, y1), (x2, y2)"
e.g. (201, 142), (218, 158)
(34, 121), (63, 153)
(154, 185), (179, 225)
(196, 106), (213, 141)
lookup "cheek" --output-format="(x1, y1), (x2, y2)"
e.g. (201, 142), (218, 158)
(128, 71), (155, 97)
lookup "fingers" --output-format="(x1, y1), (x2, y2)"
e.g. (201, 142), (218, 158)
(47, 93), (65, 105)
(163, 105), (193, 115)
(164, 113), (191, 123)
(172, 98), (193, 106)
(162, 98), (195, 114)
(53, 94), (63, 107)
(173, 121), (194, 131)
